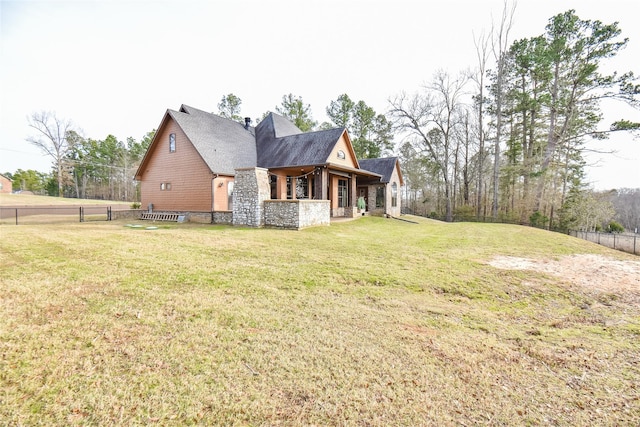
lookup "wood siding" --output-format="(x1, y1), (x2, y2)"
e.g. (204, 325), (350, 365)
(139, 120), (214, 211)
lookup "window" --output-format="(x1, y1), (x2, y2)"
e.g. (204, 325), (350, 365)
(169, 133), (176, 152)
(391, 182), (398, 207)
(270, 175), (278, 199)
(376, 186), (385, 208)
(336, 150), (345, 160)
(160, 182), (171, 191)
(338, 179), (348, 208)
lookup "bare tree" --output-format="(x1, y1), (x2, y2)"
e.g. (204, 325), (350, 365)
(27, 111), (74, 197)
(390, 70), (468, 221)
(489, 0), (516, 218)
(611, 188), (640, 232)
(471, 28), (491, 218)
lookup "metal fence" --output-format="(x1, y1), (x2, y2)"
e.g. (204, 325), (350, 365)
(0, 206), (114, 225)
(568, 230), (639, 256)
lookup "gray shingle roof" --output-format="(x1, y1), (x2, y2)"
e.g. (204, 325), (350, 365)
(171, 105), (256, 175)
(256, 113), (346, 168)
(358, 157), (400, 183)
(137, 106), (378, 180)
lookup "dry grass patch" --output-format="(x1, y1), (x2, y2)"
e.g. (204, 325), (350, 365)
(1, 217), (639, 425)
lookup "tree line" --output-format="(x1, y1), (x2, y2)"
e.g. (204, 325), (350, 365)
(391, 8), (639, 232)
(9, 111), (155, 201)
(6, 7), (639, 232)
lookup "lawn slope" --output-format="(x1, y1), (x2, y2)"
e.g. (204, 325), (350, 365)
(1, 217), (638, 425)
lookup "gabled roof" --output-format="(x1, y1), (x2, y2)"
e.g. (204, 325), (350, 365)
(135, 105), (256, 179)
(358, 157), (404, 184)
(172, 105), (256, 175)
(256, 111), (304, 139)
(256, 113), (347, 168)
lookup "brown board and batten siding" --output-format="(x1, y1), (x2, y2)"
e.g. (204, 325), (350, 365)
(139, 119), (213, 211)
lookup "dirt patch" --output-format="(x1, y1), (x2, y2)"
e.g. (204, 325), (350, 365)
(487, 254), (640, 298)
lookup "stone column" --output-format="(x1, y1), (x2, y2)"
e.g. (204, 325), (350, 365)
(232, 167), (270, 227)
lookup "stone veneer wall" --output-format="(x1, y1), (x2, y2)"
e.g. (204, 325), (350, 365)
(212, 211), (232, 225)
(112, 209), (143, 220)
(233, 167), (270, 227)
(264, 200), (330, 229)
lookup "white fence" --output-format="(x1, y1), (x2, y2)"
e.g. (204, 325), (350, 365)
(569, 230), (639, 255)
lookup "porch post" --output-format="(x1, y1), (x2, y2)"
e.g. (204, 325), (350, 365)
(314, 167), (328, 200)
(349, 173), (357, 207)
(277, 175), (287, 199)
(291, 177), (297, 200)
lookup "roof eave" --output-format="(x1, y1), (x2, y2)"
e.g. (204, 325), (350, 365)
(325, 162), (382, 178)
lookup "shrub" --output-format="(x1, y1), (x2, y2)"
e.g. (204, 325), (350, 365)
(131, 202), (141, 209)
(608, 221), (625, 233)
(453, 205), (475, 221)
(529, 211), (549, 228)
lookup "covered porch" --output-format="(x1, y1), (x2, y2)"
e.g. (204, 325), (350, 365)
(266, 163), (381, 218)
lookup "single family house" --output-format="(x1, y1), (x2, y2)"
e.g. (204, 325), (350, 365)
(134, 105), (403, 228)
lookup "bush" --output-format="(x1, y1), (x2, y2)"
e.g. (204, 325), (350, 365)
(608, 221), (624, 233)
(453, 205), (475, 221)
(131, 202), (141, 209)
(529, 211), (549, 228)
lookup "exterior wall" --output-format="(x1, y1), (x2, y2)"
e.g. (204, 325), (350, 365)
(329, 174), (358, 217)
(212, 175), (234, 211)
(139, 120), (213, 211)
(366, 185), (385, 216)
(386, 166), (403, 217)
(233, 167), (270, 227)
(212, 211), (233, 224)
(363, 171), (403, 217)
(0, 175), (12, 193)
(264, 200), (330, 229)
(328, 133), (358, 168)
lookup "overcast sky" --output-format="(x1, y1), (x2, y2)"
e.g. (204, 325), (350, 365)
(1, 0), (638, 190)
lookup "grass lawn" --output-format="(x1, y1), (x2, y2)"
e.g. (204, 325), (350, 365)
(1, 217), (638, 425)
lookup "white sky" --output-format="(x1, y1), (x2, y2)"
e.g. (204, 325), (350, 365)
(1, 0), (638, 190)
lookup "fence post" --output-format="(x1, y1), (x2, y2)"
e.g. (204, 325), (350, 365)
(79, 207), (84, 222)
(15, 208), (18, 225)
(107, 206), (112, 221)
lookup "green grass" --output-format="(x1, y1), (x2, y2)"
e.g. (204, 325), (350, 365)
(1, 216), (638, 425)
